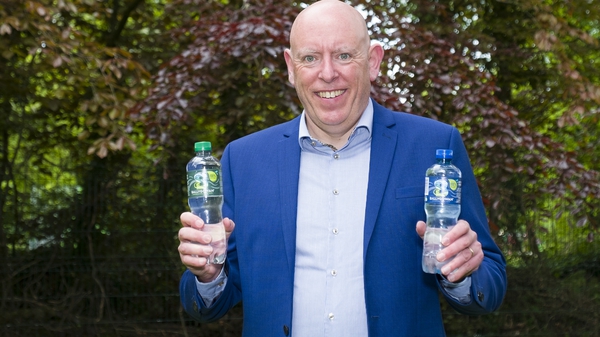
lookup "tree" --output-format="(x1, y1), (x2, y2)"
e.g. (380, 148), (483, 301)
(134, 0), (600, 259)
(0, 0), (185, 327)
(2, 0), (599, 334)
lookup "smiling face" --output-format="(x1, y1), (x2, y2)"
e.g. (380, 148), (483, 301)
(284, 0), (384, 146)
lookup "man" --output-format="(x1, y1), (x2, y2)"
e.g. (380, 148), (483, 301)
(177, 1), (507, 336)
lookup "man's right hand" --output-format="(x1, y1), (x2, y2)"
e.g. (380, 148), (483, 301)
(178, 212), (235, 283)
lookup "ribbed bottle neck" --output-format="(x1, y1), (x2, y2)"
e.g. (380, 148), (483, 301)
(196, 150), (211, 157)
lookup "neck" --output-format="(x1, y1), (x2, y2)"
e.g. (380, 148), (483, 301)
(307, 124), (355, 150)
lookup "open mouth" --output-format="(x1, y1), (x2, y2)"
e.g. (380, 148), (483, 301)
(317, 90), (345, 99)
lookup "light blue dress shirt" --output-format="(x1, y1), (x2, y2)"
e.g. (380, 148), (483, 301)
(291, 100), (373, 336)
(195, 99), (471, 333)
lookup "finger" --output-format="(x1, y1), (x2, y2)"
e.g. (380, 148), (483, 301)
(456, 245), (477, 262)
(441, 220), (470, 246)
(415, 221), (426, 239)
(437, 230), (478, 264)
(182, 254), (209, 270)
(441, 243), (483, 282)
(179, 240), (213, 259)
(466, 247), (475, 261)
(446, 250), (483, 282)
(180, 212), (204, 229)
(179, 227), (213, 245)
(179, 241), (205, 260)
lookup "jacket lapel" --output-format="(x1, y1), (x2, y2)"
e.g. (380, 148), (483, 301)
(363, 102), (398, 260)
(278, 118), (302, 278)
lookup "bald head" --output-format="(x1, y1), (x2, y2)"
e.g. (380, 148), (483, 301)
(282, 0), (384, 147)
(289, 0), (370, 52)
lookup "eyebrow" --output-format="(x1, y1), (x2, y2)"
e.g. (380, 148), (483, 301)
(294, 46), (358, 56)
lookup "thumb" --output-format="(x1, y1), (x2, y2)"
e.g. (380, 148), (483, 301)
(223, 217), (235, 239)
(416, 221), (427, 239)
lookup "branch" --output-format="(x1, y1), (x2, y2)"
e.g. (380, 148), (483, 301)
(106, 0), (145, 47)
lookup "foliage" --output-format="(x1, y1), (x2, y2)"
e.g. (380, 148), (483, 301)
(1, 0), (600, 335)
(134, 0), (600, 258)
(443, 265), (600, 336)
(129, 0), (301, 161)
(0, 0), (188, 331)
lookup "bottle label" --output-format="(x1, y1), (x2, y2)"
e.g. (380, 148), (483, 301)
(187, 168), (222, 197)
(425, 176), (461, 204)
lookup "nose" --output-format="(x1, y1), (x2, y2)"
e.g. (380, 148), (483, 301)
(318, 57), (338, 82)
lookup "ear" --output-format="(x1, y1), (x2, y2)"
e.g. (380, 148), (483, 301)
(368, 41), (384, 81)
(283, 48), (296, 86)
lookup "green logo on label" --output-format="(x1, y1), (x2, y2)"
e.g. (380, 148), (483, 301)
(187, 168), (222, 197)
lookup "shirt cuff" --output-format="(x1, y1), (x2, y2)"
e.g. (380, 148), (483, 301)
(440, 276), (472, 304)
(195, 268), (228, 308)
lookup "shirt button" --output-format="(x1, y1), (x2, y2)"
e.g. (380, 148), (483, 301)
(331, 270), (337, 276)
(332, 228), (339, 235)
(333, 189), (339, 195)
(328, 313), (335, 320)
(311, 141), (316, 146)
(333, 153), (339, 159)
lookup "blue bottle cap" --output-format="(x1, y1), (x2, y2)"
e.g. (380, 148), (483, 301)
(435, 149), (453, 159)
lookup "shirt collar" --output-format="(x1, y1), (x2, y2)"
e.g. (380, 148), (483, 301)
(298, 98), (374, 148)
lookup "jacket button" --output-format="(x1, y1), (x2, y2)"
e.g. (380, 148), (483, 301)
(477, 291), (484, 302)
(283, 325), (290, 336)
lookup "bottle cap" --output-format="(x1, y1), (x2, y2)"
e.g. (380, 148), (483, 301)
(435, 149), (453, 159)
(194, 141), (212, 152)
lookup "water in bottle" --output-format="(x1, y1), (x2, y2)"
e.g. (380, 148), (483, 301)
(186, 141), (226, 264)
(422, 149), (462, 274)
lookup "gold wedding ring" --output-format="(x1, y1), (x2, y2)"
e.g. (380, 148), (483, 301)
(468, 247), (474, 258)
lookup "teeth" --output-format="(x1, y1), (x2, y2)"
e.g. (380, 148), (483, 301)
(318, 90), (344, 98)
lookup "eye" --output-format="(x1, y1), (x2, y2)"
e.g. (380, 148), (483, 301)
(339, 53), (350, 60)
(304, 55), (315, 62)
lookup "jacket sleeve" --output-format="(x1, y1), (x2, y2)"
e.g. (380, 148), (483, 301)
(437, 128), (507, 314)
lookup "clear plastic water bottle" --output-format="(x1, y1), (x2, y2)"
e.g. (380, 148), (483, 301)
(422, 149), (462, 274)
(186, 141), (226, 264)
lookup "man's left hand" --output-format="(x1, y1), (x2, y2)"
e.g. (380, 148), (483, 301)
(416, 220), (483, 283)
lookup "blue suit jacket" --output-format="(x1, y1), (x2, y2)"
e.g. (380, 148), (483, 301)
(180, 100), (507, 336)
